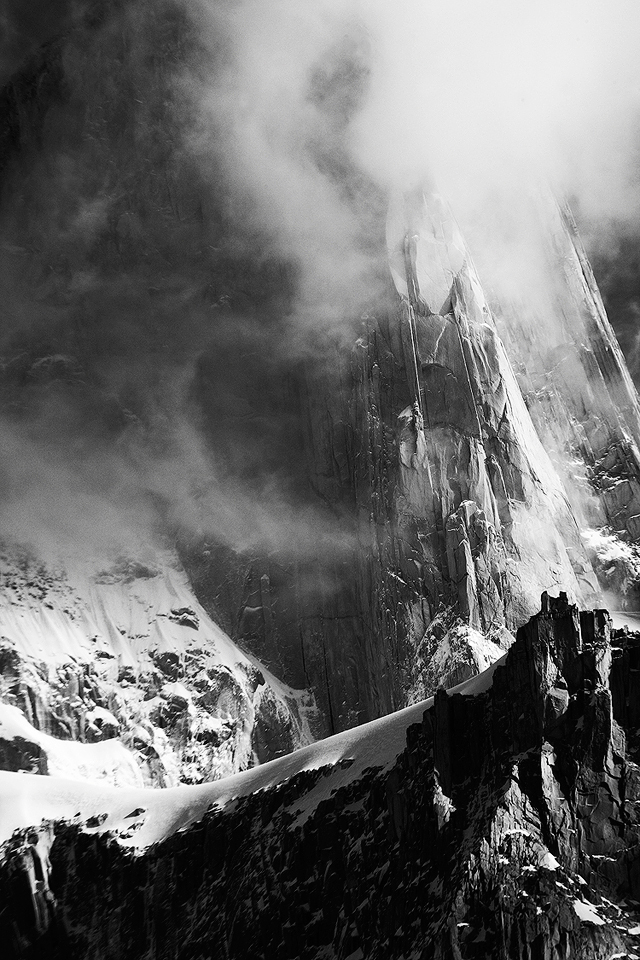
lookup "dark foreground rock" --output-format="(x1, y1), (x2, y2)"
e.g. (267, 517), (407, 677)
(3, 593), (640, 958)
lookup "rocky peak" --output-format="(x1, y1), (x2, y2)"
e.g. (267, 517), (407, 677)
(330, 188), (601, 703)
(199, 185), (609, 730)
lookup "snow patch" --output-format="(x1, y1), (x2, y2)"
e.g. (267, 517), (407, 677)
(417, 615), (509, 699)
(540, 851), (560, 870)
(0, 549), (315, 785)
(573, 899), (606, 926)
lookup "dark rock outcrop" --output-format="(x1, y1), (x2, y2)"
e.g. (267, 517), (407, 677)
(4, 594), (640, 959)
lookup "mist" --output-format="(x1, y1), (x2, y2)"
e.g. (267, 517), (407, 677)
(190, 0), (640, 295)
(1, 0), (640, 567)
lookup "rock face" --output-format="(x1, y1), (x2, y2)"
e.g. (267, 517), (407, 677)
(188, 187), (608, 729)
(345, 189), (601, 691)
(4, 594), (640, 959)
(185, 184), (640, 729)
(487, 195), (640, 556)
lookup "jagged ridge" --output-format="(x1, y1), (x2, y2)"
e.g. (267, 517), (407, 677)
(3, 594), (640, 958)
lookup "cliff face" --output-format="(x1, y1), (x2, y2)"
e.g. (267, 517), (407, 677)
(203, 187), (604, 726)
(3, 594), (640, 960)
(196, 186), (640, 729)
(350, 189), (600, 690)
(487, 196), (640, 579)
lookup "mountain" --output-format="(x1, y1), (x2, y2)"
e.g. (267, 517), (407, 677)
(4, 594), (640, 959)
(2, 4), (640, 958)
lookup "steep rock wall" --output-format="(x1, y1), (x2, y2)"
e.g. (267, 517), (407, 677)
(487, 194), (640, 550)
(194, 190), (605, 729)
(267, 189), (601, 715)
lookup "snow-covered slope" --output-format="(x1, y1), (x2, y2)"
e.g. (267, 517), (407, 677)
(0, 547), (317, 788)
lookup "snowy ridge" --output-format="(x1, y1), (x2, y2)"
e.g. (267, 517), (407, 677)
(0, 703), (142, 786)
(0, 657), (502, 851)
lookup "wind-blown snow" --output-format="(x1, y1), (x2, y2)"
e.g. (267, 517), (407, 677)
(0, 549), (315, 785)
(0, 703), (142, 786)
(0, 551), (245, 672)
(610, 611), (640, 632)
(0, 658), (503, 852)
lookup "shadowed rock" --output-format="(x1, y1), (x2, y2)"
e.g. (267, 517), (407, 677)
(4, 594), (640, 958)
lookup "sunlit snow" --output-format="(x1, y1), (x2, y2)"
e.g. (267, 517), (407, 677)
(0, 657), (502, 851)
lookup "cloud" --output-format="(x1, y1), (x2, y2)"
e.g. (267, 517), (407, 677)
(186, 0), (388, 347)
(351, 1), (640, 213)
(2, 0), (640, 567)
(181, 0), (640, 356)
(0, 0), (74, 85)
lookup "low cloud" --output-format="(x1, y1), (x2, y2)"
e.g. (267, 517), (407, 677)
(1, 0), (640, 567)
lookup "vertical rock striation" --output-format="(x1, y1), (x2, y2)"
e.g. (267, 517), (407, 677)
(488, 193), (640, 546)
(198, 188), (608, 730)
(273, 188), (601, 721)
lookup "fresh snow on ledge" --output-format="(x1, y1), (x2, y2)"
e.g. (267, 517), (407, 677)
(0, 656), (505, 852)
(572, 899), (606, 926)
